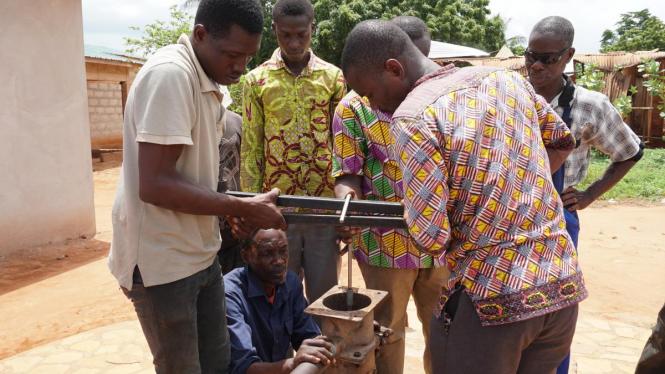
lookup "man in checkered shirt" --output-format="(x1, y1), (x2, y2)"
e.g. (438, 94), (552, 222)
(527, 16), (643, 213)
(526, 16), (644, 374)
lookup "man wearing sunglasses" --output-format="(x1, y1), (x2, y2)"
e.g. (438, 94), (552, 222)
(527, 16), (643, 214)
(526, 16), (644, 374)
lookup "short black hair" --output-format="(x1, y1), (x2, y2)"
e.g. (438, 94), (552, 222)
(341, 20), (412, 74)
(391, 16), (430, 41)
(194, 0), (264, 37)
(530, 16), (575, 48)
(272, 0), (315, 21)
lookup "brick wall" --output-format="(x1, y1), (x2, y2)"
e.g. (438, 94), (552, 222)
(87, 80), (123, 148)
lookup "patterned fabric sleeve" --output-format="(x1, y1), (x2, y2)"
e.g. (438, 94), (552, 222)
(329, 73), (348, 177)
(392, 115), (451, 255)
(585, 97), (642, 162)
(239, 75), (265, 193)
(331, 71), (347, 117)
(331, 98), (366, 177)
(522, 75), (574, 149)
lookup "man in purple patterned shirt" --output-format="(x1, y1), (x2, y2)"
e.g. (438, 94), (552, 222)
(341, 20), (583, 373)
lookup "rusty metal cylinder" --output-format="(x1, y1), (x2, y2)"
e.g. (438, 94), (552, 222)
(305, 286), (387, 374)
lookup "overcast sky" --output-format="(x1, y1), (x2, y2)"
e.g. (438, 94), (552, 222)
(82, 0), (665, 54)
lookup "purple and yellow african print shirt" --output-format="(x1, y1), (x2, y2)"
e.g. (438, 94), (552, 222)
(391, 65), (586, 326)
(331, 91), (444, 269)
(240, 49), (346, 196)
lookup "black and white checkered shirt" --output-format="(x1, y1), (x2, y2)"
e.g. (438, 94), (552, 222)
(550, 84), (641, 189)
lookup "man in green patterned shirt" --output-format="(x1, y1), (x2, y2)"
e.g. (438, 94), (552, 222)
(332, 16), (448, 374)
(240, 0), (346, 303)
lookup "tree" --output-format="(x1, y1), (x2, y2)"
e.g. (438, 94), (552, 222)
(506, 35), (526, 56)
(157, 1), (504, 67)
(125, 5), (193, 57)
(185, 0), (504, 66)
(173, 0), (503, 110)
(575, 63), (606, 92)
(600, 9), (665, 52)
(314, 0), (505, 65)
(639, 59), (665, 119)
(575, 62), (637, 119)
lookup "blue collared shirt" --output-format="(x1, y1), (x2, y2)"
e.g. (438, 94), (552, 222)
(224, 267), (320, 374)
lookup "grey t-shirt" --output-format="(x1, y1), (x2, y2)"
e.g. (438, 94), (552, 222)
(109, 35), (225, 290)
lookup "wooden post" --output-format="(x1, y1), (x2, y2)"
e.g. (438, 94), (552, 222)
(120, 81), (128, 118)
(646, 95), (654, 144)
(648, 60), (665, 147)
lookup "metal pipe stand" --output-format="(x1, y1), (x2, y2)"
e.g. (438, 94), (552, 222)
(304, 286), (388, 374)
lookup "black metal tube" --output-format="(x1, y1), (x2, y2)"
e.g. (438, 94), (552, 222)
(283, 213), (407, 229)
(226, 191), (404, 216)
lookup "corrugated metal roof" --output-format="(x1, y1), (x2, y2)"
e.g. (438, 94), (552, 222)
(574, 51), (665, 70)
(495, 45), (514, 59)
(84, 44), (144, 65)
(434, 51), (665, 75)
(436, 51), (665, 145)
(435, 55), (528, 75)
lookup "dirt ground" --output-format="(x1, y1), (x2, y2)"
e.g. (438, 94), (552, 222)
(0, 154), (132, 359)
(1, 153), (664, 362)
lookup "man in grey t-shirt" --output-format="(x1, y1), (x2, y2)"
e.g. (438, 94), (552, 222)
(109, 1), (286, 373)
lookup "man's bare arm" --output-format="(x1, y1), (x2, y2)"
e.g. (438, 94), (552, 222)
(561, 159), (637, 211)
(138, 142), (286, 229)
(246, 336), (334, 374)
(546, 146), (574, 174)
(334, 175), (363, 200)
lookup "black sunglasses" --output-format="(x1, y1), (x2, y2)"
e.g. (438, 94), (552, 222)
(525, 47), (570, 65)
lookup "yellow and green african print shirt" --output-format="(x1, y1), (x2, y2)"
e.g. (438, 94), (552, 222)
(240, 49), (346, 196)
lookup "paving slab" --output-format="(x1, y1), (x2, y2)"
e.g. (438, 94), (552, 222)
(0, 301), (652, 374)
(0, 321), (152, 374)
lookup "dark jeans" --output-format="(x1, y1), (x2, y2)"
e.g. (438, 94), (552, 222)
(287, 223), (340, 303)
(636, 302), (665, 374)
(430, 290), (578, 374)
(122, 259), (230, 374)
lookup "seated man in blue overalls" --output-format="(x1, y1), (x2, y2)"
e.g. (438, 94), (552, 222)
(224, 229), (335, 374)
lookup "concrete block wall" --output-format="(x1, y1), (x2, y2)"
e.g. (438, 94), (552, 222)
(87, 81), (123, 148)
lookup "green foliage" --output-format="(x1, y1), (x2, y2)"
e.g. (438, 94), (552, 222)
(575, 63), (605, 92)
(125, 5), (193, 57)
(227, 78), (244, 115)
(638, 59), (665, 119)
(612, 90), (635, 119)
(253, 2), (278, 70)
(313, 0), (505, 66)
(600, 9), (665, 53)
(149, 1), (504, 67)
(510, 45), (525, 57)
(577, 149), (665, 201)
(576, 63), (638, 119)
(506, 35), (525, 56)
